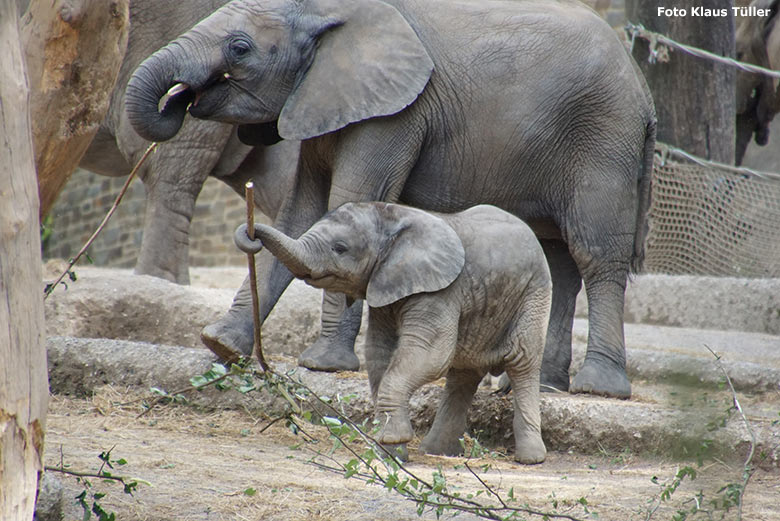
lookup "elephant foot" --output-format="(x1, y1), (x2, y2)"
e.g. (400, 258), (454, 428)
(381, 443), (409, 462)
(496, 373), (568, 395)
(200, 314), (254, 364)
(298, 335), (360, 372)
(540, 365), (570, 394)
(420, 434), (463, 457)
(514, 431), (546, 465)
(377, 411), (414, 446)
(570, 358), (630, 399)
(540, 374), (569, 394)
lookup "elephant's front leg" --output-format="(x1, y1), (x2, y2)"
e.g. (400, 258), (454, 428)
(201, 250), (297, 361)
(373, 301), (458, 447)
(201, 160), (330, 361)
(298, 291), (362, 372)
(133, 141), (221, 285)
(297, 120), (420, 372)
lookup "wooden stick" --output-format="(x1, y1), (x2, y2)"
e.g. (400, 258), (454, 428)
(244, 182), (269, 371)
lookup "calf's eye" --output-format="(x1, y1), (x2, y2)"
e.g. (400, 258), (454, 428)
(332, 243), (348, 255)
(229, 39), (251, 57)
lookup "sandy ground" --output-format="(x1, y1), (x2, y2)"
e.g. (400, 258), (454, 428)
(44, 385), (780, 521)
(39, 265), (780, 520)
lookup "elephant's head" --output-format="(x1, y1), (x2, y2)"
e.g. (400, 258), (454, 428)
(235, 203), (465, 307)
(125, 0), (433, 145)
(735, 0), (780, 164)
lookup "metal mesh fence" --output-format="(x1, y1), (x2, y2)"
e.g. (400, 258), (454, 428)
(644, 147), (780, 277)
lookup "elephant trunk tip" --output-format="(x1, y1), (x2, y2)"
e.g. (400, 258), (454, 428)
(125, 59), (191, 143)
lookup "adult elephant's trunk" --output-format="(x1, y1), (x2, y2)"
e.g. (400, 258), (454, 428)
(250, 223), (316, 280)
(125, 48), (194, 143)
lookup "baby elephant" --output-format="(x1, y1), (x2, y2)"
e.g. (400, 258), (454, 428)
(235, 202), (551, 464)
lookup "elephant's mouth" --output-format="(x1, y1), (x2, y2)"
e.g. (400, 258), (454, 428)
(302, 274), (337, 289)
(159, 73), (232, 117)
(158, 82), (196, 118)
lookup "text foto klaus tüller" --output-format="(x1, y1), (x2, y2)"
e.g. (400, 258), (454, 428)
(658, 6), (771, 17)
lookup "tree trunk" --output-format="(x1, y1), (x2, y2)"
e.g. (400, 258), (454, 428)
(626, 1), (736, 164)
(0, 2), (49, 520)
(21, 0), (130, 218)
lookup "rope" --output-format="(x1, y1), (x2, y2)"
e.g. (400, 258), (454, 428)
(625, 22), (780, 79)
(655, 142), (780, 181)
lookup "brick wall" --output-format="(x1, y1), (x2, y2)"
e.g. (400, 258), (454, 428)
(43, 168), (259, 269)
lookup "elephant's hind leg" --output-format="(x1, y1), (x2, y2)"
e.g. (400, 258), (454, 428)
(563, 177), (635, 399)
(539, 239), (582, 393)
(420, 368), (484, 457)
(503, 286), (549, 464)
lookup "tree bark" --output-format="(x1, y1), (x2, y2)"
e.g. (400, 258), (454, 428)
(626, 1), (736, 164)
(21, 0), (130, 218)
(0, 2), (49, 520)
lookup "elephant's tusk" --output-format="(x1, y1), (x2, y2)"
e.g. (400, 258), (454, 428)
(166, 82), (190, 98)
(158, 82), (190, 113)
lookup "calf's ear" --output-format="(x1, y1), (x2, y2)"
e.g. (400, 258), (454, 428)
(366, 205), (464, 308)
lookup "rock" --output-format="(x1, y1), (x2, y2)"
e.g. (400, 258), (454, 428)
(34, 472), (64, 521)
(44, 267), (325, 356)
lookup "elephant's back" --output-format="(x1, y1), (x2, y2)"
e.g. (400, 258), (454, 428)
(447, 205), (550, 288)
(396, 0), (653, 220)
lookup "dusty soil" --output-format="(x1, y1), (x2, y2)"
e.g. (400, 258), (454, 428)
(45, 384), (779, 521)
(40, 266), (780, 520)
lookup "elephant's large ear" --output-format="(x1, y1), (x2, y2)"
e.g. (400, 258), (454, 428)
(366, 205), (465, 308)
(278, 0), (433, 140)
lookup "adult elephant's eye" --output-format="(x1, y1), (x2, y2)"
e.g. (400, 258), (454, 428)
(333, 242), (348, 255)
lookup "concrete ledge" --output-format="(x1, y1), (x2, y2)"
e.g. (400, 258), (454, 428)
(47, 337), (780, 467)
(576, 274), (780, 335)
(44, 268), (322, 355)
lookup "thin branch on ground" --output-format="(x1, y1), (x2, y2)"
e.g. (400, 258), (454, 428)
(272, 368), (587, 521)
(44, 465), (129, 484)
(135, 372), (230, 418)
(704, 344), (756, 521)
(44, 142), (158, 299)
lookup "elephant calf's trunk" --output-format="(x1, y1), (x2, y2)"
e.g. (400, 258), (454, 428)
(243, 223), (315, 279)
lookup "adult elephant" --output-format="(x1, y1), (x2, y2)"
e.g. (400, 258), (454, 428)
(735, 0), (780, 166)
(76, 0), (299, 285)
(125, 0), (656, 398)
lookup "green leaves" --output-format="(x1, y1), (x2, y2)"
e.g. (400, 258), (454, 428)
(58, 449), (144, 521)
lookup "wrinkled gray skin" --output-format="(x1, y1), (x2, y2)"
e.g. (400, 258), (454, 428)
(75, 0), (349, 370)
(735, 0), (780, 166)
(125, 0), (656, 398)
(76, 0), (299, 284)
(236, 203), (551, 464)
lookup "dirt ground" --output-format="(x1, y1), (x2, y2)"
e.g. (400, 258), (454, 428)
(40, 266), (780, 519)
(44, 384), (779, 521)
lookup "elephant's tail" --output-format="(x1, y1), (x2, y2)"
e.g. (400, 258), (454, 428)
(631, 117), (656, 274)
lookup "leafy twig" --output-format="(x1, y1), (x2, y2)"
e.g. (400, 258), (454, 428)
(136, 368), (230, 418)
(272, 368), (587, 521)
(44, 466), (128, 484)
